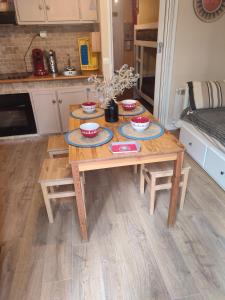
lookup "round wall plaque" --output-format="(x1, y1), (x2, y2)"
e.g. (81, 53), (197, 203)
(194, 0), (225, 22)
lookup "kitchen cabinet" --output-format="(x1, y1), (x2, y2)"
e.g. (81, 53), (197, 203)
(79, 0), (98, 21)
(15, 0), (98, 24)
(31, 90), (61, 135)
(57, 88), (86, 132)
(57, 87), (97, 132)
(15, 0), (46, 23)
(31, 86), (96, 134)
(44, 0), (79, 22)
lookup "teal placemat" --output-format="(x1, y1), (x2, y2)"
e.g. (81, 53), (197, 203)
(71, 107), (104, 120)
(118, 122), (164, 140)
(65, 127), (113, 148)
(119, 104), (146, 116)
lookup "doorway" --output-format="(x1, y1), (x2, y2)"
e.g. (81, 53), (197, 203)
(111, 0), (160, 110)
(112, 0), (135, 70)
(101, 0), (179, 127)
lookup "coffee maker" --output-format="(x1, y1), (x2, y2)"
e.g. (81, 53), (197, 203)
(32, 49), (48, 76)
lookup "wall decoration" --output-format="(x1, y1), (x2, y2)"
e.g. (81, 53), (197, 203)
(194, 0), (225, 22)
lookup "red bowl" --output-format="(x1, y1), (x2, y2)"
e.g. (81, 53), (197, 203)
(80, 123), (100, 138)
(131, 116), (150, 123)
(82, 101), (96, 106)
(81, 102), (97, 114)
(122, 100), (137, 111)
(131, 116), (150, 132)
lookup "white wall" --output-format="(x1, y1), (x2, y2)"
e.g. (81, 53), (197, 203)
(167, 0), (225, 128)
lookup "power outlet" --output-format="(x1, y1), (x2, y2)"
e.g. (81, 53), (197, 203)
(39, 31), (47, 38)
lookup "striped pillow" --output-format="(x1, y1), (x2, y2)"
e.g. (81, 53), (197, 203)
(188, 81), (225, 110)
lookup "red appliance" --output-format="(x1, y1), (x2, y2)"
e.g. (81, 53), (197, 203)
(32, 49), (48, 76)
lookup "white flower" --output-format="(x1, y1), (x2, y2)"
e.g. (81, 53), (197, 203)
(88, 65), (139, 108)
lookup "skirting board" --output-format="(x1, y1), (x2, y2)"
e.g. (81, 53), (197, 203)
(0, 133), (40, 141)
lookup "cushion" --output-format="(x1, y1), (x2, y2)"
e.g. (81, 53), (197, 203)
(188, 81), (225, 110)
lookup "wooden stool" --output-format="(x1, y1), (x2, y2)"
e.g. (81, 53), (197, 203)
(140, 162), (191, 215)
(39, 157), (75, 223)
(47, 135), (68, 158)
(47, 134), (86, 185)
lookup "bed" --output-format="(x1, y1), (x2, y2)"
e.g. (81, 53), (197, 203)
(134, 23), (158, 106)
(179, 81), (225, 191)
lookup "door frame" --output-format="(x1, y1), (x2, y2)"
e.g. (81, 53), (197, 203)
(154, 0), (179, 127)
(99, 0), (179, 127)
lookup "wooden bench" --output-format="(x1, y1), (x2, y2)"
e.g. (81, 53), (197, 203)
(140, 162), (191, 215)
(39, 157), (75, 223)
(47, 135), (68, 158)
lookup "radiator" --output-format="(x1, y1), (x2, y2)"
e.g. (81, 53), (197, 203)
(172, 87), (188, 127)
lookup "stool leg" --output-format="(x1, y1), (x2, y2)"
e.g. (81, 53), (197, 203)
(48, 152), (54, 158)
(82, 172), (86, 185)
(134, 165), (138, 174)
(48, 153), (55, 194)
(179, 170), (189, 210)
(40, 183), (54, 223)
(149, 175), (156, 215)
(50, 185), (54, 194)
(140, 164), (145, 194)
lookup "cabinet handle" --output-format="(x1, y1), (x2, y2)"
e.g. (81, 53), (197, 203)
(188, 142), (192, 146)
(58, 99), (62, 104)
(46, 5), (50, 10)
(38, 4), (43, 10)
(52, 100), (56, 104)
(221, 171), (224, 175)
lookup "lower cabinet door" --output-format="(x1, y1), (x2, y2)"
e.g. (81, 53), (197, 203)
(31, 90), (61, 135)
(57, 87), (92, 132)
(180, 126), (207, 167)
(204, 148), (225, 190)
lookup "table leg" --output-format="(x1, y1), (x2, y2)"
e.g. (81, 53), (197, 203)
(167, 151), (184, 227)
(71, 163), (88, 241)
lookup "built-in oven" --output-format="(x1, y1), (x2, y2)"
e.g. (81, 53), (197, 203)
(0, 93), (37, 137)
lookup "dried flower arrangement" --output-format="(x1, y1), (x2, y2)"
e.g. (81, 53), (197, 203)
(88, 64), (139, 108)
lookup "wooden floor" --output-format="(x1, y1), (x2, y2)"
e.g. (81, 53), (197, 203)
(1, 137), (225, 300)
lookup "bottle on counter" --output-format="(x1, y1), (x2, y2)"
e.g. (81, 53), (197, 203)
(46, 50), (58, 77)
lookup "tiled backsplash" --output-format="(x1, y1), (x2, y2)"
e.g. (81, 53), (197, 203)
(0, 23), (98, 74)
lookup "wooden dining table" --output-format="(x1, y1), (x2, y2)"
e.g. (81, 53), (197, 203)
(69, 103), (185, 241)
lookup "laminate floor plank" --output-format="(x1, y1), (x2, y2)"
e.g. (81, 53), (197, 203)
(173, 294), (204, 300)
(171, 212), (225, 299)
(40, 279), (73, 300)
(8, 258), (44, 300)
(0, 139), (225, 300)
(113, 212), (171, 300)
(136, 196), (200, 299)
(72, 242), (105, 300)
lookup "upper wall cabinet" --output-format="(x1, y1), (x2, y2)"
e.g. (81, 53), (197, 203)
(15, 0), (46, 22)
(15, 0), (98, 24)
(44, 0), (79, 22)
(79, 0), (98, 21)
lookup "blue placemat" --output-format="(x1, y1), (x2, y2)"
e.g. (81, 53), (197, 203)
(71, 107), (104, 120)
(65, 127), (113, 148)
(118, 122), (164, 140)
(119, 104), (146, 116)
